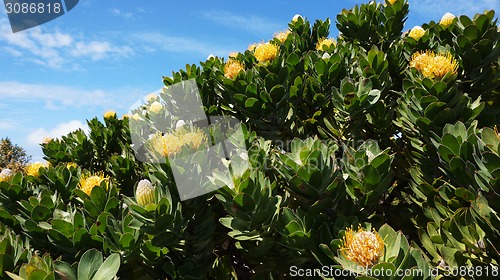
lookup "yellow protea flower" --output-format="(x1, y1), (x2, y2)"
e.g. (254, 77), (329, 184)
(131, 113), (142, 121)
(135, 179), (155, 206)
(121, 114), (130, 120)
(66, 162), (78, 170)
(149, 128), (207, 158)
(410, 50), (459, 78)
(274, 30), (291, 43)
(247, 43), (257, 52)
(0, 168), (14, 182)
(79, 172), (108, 196)
(25, 162), (48, 177)
(42, 137), (53, 144)
(340, 226), (385, 268)
(224, 60), (245, 79)
(387, 0), (397, 5)
(440, 12), (455, 27)
(149, 101), (163, 114)
(316, 38), (335, 51)
(254, 42), (279, 63)
(228, 52), (239, 59)
(103, 111), (116, 119)
(408, 26), (425, 40)
(146, 93), (158, 102)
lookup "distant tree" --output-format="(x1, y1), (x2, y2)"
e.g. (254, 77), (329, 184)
(0, 137), (31, 173)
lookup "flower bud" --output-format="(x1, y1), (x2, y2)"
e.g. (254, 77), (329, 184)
(136, 179), (155, 206)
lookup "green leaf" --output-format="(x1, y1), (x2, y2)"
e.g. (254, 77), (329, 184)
(77, 249), (103, 280)
(54, 261), (77, 280)
(244, 98), (259, 108)
(91, 254), (120, 280)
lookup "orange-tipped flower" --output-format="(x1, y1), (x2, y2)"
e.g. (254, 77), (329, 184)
(340, 226), (385, 268)
(224, 60), (245, 79)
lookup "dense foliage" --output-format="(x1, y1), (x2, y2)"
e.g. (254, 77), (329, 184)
(1, 0), (500, 279)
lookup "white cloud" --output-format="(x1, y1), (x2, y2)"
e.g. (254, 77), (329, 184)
(70, 41), (133, 61)
(131, 32), (235, 56)
(200, 10), (283, 35)
(110, 8), (133, 19)
(0, 81), (150, 110)
(26, 120), (89, 146)
(0, 17), (133, 69)
(0, 120), (17, 130)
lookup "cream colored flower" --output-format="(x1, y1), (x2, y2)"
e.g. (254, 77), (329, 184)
(408, 26), (425, 40)
(292, 14), (303, 22)
(440, 13), (455, 27)
(0, 168), (13, 182)
(247, 43), (258, 52)
(149, 101), (163, 114)
(254, 42), (279, 63)
(146, 93), (158, 102)
(135, 179), (155, 206)
(274, 30), (291, 43)
(340, 226), (384, 268)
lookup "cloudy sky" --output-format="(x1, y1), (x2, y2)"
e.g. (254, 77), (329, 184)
(1, 0), (499, 161)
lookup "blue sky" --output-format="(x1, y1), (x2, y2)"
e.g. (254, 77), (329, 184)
(1, 0), (499, 162)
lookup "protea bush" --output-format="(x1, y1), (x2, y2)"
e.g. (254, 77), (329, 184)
(1, 0), (500, 279)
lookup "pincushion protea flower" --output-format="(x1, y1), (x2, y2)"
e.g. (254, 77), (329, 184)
(440, 12), (455, 27)
(0, 168), (13, 182)
(66, 162), (78, 169)
(79, 172), (108, 196)
(410, 50), (459, 78)
(253, 42), (279, 63)
(224, 60), (245, 79)
(408, 26), (425, 40)
(340, 226), (385, 268)
(103, 111), (116, 119)
(149, 127), (207, 158)
(274, 30), (291, 43)
(316, 38), (335, 51)
(149, 101), (163, 114)
(146, 93), (158, 102)
(135, 179), (155, 206)
(25, 162), (48, 177)
(247, 43), (257, 52)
